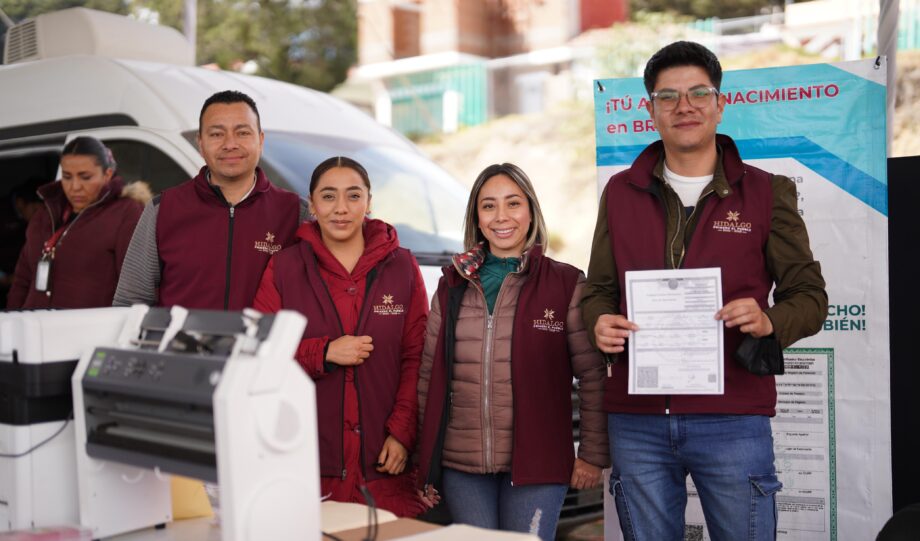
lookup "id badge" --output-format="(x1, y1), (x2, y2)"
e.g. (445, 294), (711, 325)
(35, 258), (50, 292)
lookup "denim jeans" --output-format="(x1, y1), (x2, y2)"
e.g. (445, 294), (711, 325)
(442, 468), (568, 541)
(608, 414), (781, 541)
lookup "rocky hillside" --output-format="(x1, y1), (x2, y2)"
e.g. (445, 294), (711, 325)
(420, 49), (920, 270)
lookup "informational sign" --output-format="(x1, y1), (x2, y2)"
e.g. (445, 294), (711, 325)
(594, 59), (891, 541)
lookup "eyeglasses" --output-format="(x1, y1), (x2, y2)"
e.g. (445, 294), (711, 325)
(649, 86), (719, 111)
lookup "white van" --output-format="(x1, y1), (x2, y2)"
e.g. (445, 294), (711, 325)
(0, 8), (467, 293)
(0, 9), (605, 531)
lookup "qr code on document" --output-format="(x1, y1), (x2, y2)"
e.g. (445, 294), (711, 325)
(684, 523), (704, 541)
(637, 366), (658, 388)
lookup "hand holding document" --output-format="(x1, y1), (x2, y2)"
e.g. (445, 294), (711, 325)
(625, 268), (724, 395)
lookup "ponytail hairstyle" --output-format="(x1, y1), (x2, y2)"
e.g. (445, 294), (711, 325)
(309, 156), (371, 194)
(62, 136), (117, 172)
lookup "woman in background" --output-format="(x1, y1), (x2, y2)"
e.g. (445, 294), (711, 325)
(8, 136), (148, 309)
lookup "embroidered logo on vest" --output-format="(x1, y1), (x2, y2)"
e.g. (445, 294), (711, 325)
(533, 308), (564, 333)
(373, 294), (405, 316)
(254, 231), (283, 254)
(712, 210), (752, 234)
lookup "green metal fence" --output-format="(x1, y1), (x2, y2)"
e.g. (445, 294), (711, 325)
(387, 62), (487, 138)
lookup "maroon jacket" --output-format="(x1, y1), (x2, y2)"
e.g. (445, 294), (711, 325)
(417, 246), (582, 487)
(7, 177), (143, 309)
(157, 166), (301, 310)
(253, 219), (428, 484)
(604, 137), (777, 415)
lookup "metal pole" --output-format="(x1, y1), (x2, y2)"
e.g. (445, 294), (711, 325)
(183, 0), (197, 60)
(878, 0), (899, 155)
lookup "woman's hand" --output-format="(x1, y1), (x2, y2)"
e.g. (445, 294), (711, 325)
(375, 435), (408, 475)
(325, 335), (373, 366)
(570, 458), (603, 490)
(417, 485), (441, 509)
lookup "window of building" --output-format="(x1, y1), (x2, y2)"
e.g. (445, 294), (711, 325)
(393, 4), (421, 59)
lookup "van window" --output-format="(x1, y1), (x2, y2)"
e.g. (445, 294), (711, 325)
(254, 130), (467, 257)
(104, 140), (189, 194)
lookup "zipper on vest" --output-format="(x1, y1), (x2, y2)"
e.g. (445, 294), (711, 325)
(341, 374), (347, 480)
(675, 188), (713, 269)
(310, 254), (351, 479)
(223, 205), (235, 310)
(483, 313), (495, 472)
(353, 269), (377, 483)
(665, 187), (683, 269)
(479, 268), (515, 474)
(354, 368), (368, 481)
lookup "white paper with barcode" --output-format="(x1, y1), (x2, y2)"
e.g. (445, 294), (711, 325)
(625, 267), (724, 395)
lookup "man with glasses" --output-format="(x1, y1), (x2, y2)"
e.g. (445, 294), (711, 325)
(581, 41), (827, 540)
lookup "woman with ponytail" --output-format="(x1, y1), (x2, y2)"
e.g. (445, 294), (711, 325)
(7, 136), (149, 309)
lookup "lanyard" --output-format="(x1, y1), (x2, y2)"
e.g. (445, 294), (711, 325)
(42, 206), (74, 256)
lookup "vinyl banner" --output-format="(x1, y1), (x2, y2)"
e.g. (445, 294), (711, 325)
(594, 59), (890, 541)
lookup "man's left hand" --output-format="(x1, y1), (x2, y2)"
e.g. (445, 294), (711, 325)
(715, 298), (773, 337)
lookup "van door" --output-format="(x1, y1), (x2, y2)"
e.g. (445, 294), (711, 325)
(63, 128), (201, 194)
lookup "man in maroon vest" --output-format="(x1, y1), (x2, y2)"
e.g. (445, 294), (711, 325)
(113, 90), (306, 309)
(581, 42), (827, 540)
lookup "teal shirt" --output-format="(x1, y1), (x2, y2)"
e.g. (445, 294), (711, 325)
(479, 252), (521, 314)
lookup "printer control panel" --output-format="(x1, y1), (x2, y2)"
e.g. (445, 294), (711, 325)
(83, 348), (225, 405)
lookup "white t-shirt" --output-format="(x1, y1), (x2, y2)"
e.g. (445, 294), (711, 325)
(663, 163), (713, 208)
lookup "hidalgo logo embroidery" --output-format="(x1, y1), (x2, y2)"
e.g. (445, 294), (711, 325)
(373, 294), (405, 316)
(533, 308), (564, 333)
(254, 231), (283, 254)
(712, 210), (752, 234)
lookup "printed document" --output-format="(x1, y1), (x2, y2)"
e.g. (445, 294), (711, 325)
(625, 267), (724, 395)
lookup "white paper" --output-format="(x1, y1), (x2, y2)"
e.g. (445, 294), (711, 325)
(625, 267), (724, 395)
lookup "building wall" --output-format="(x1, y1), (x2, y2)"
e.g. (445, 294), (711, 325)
(358, 0), (598, 65)
(456, 0), (495, 57)
(358, 1), (396, 64)
(580, 0), (629, 31)
(419, 0), (460, 55)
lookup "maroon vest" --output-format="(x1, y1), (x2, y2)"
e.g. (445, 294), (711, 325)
(604, 136), (777, 415)
(156, 167), (301, 310)
(418, 247), (580, 488)
(271, 241), (417, 481)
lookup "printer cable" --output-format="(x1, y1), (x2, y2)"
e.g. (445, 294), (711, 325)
(358, 485), (379, 541)
(0, 411), (72, 458)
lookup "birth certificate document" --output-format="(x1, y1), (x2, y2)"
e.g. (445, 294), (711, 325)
(625, 267), (724, 395)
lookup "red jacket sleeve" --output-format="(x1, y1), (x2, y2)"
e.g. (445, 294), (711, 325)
(252, 257), (329, 379)
(385, 260), (429, 451)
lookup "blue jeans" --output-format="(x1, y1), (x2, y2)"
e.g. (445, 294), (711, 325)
(608, 414), (781, 541)
(442, 468), (568, 541)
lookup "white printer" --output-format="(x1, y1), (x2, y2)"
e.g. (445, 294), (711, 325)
(72, 305), (320, 541)
(0, 308), (137, 532)
(2, 305), (320, 541)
